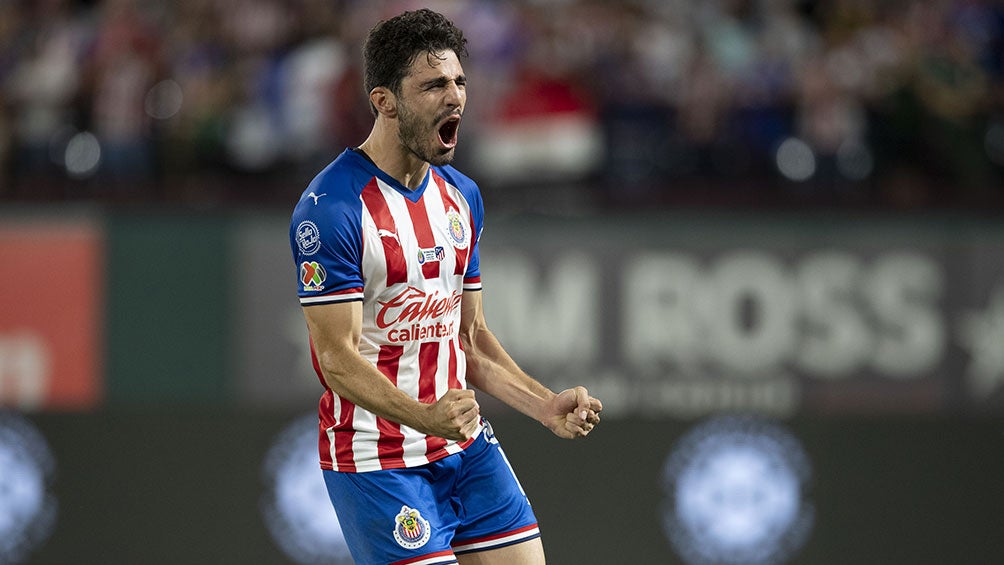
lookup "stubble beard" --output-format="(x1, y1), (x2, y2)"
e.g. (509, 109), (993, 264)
(397, 98), (455, 167)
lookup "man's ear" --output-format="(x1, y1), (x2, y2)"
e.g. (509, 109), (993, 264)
(370, 87), (397, 119)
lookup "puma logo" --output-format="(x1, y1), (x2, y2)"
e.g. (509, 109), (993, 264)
(377, 229), (400, 243)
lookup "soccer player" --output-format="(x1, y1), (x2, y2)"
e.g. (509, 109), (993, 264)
(289, 8), (602, 565)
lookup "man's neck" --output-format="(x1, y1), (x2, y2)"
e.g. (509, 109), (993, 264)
(357, 126), (430, 190)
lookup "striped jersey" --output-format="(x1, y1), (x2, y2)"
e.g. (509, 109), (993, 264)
(290, 148), (484, 473)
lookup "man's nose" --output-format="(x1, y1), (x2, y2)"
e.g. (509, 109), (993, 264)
(444, 82), (463, 107)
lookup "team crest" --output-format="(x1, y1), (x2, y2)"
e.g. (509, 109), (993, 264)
(392, 506), (431, 550)
(446, 209), (468, 249)
(296, 220), (321, 256)
(300, 261), (326, 291)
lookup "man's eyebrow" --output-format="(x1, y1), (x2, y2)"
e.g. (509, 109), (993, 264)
(420, 75), (466, 88)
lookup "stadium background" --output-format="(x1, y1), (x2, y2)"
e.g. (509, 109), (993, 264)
(1, 0), (1003, 563)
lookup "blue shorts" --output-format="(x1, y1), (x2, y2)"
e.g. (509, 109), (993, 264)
(323, 420), (539, 565)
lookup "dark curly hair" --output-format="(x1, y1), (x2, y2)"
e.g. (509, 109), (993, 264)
(362, 8), (468, 116)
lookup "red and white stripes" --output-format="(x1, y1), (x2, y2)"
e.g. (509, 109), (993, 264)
(317, 171), (481, 473)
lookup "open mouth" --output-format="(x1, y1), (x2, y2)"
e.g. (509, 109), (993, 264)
(437, 115), (461, 148)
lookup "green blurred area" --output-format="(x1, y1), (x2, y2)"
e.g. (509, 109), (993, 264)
(105, 214), (232, 404)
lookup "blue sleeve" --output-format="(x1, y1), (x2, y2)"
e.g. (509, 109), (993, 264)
(290, 172), (365, 305)
(464, 186), (483, 281)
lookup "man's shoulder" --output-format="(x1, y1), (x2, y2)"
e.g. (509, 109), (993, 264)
(290, 155), (375, 250)
(308, 150), (374, 198)
(293, 151), (371, 216)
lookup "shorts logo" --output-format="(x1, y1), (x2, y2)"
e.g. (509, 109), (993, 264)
(481, 418), (498, 445)
(417, 246), (446, 265)
(392, 506), (431, 550)
(296, 220), (321, 256)
(300, 261), (326, 291)
(446, 210), (468, 249)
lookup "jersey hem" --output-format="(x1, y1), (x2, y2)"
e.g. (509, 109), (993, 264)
(322, 428), (479, 473)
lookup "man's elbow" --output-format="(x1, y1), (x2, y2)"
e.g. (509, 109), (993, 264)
(316, 345), (357, 384)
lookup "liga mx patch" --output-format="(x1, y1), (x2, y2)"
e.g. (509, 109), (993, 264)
(300, 261), (326, 291)
(392, 506), (431, 550)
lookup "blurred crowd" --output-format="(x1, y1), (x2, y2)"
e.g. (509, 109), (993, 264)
(0, 0), (1002, 210)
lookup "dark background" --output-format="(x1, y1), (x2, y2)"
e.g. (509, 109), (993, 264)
(22, 412), (1004, 564)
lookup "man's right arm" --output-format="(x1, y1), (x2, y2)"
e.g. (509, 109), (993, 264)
(302, 300), (481, 441)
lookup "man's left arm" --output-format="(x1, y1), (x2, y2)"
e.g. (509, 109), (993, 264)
(459, 290), (602, 439)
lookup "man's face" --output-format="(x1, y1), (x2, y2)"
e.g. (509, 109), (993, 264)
(395, 49), (466, 167)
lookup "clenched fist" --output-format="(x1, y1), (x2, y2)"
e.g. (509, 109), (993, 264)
(423, 389), (481, 441)
(543, 386), (602, 439)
